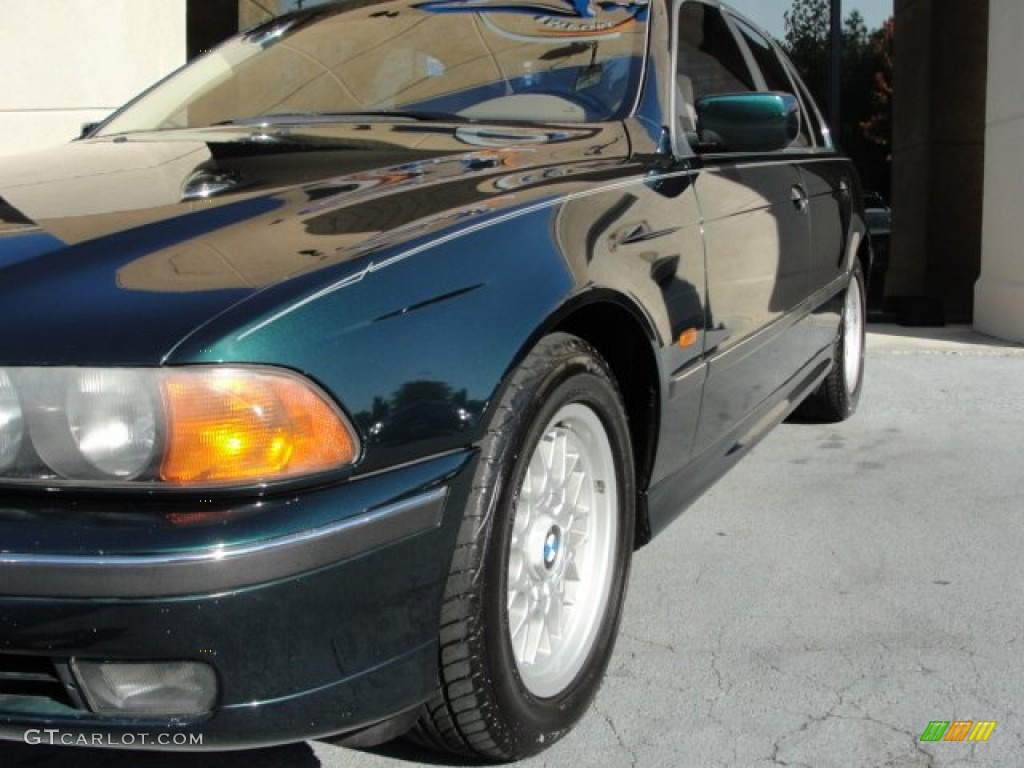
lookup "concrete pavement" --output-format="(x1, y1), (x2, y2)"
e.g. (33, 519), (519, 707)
(4, 325), (1023, 767)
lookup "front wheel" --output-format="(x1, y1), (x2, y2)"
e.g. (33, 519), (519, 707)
(412, 333), (635, 760)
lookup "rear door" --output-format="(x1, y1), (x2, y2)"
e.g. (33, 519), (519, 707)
(779, 62), (857, 351)
(730, 12), (853, 357)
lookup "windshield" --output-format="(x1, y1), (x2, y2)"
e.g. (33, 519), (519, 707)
(97, 0), (649, 135)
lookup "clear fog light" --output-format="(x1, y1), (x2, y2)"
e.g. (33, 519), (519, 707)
(0, 370), (22, 472)
(71, 660), (218, 717)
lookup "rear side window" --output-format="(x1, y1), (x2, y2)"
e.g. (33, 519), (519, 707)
(787, 63), (831, 148)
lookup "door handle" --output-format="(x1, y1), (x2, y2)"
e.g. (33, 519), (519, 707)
(790, 185), (809, 214)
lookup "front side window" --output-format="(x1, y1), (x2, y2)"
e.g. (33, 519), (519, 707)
(674, 1), (754, 139)
(676, 2), (754, 102)
(729, 14), (811, 147)
(729, 15), (789, 92)
(98, 0), (649, 134)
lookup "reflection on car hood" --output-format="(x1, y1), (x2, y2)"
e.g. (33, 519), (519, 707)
(0, 121), (628, 365)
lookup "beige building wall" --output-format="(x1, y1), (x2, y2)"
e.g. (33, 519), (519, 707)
(975, 0), (1024, 343)
(0, 0), (187, 158)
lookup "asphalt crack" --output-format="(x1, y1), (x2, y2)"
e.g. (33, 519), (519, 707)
(763, 705), (939, 768)
(590, 700), (639, 768)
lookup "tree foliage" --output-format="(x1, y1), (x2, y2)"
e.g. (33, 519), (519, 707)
(861, 17), (894, 161)
(784, 0), (830, 103)
(782, 0), (894, 199)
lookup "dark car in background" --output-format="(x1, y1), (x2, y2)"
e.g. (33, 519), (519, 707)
(863, 192), (891, 312)
(0, 0), (868, 760)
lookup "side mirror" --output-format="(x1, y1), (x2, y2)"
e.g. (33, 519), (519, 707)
(78, 122), (102, 140)
(694, 92), (800, 153)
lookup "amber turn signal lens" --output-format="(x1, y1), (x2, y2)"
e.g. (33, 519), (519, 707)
(160, 369), (357, 485)
(677, 328), (699, 348)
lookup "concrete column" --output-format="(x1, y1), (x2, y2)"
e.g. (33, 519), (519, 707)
(887, 0), (932, 308)
(0, 0), (187, 158)
(188, 0), (243, 60)
(975, 0), (1024, 343)
(889, 0), (988, 323)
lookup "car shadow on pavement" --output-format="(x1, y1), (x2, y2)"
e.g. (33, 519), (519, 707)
(0, 741), (319, 768)
(2, 738), (484, 768)
(356, 739), (483, 766)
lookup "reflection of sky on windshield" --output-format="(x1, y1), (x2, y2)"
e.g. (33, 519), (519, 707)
(727, 0), (893, 41)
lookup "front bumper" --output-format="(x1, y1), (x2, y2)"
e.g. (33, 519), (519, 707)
(0, 450), (474, 749)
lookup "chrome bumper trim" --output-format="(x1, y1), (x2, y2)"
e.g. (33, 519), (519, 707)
(0, 487), (448, 598)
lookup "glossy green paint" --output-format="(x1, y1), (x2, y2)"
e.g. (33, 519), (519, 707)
(0, 0), (867, 751)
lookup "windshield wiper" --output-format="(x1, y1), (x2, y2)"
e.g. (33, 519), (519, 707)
(213, 110), (468, 127)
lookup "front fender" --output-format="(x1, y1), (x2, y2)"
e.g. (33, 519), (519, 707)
(168, 206), (578, 474)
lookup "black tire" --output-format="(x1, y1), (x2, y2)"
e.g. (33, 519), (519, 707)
(796, 261), (866, 422)
(411, 332), (635, 761)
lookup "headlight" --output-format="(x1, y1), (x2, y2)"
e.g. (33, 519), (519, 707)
(0, 370), (23, 472)
(0, 366), (358, 489)
(33, 369), (158, 480)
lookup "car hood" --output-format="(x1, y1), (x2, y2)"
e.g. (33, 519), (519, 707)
(0, 121), (629, 366)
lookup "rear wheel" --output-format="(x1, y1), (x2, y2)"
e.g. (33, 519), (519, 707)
(797, 261), (866, 422)
(412, 333), (634, 760)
